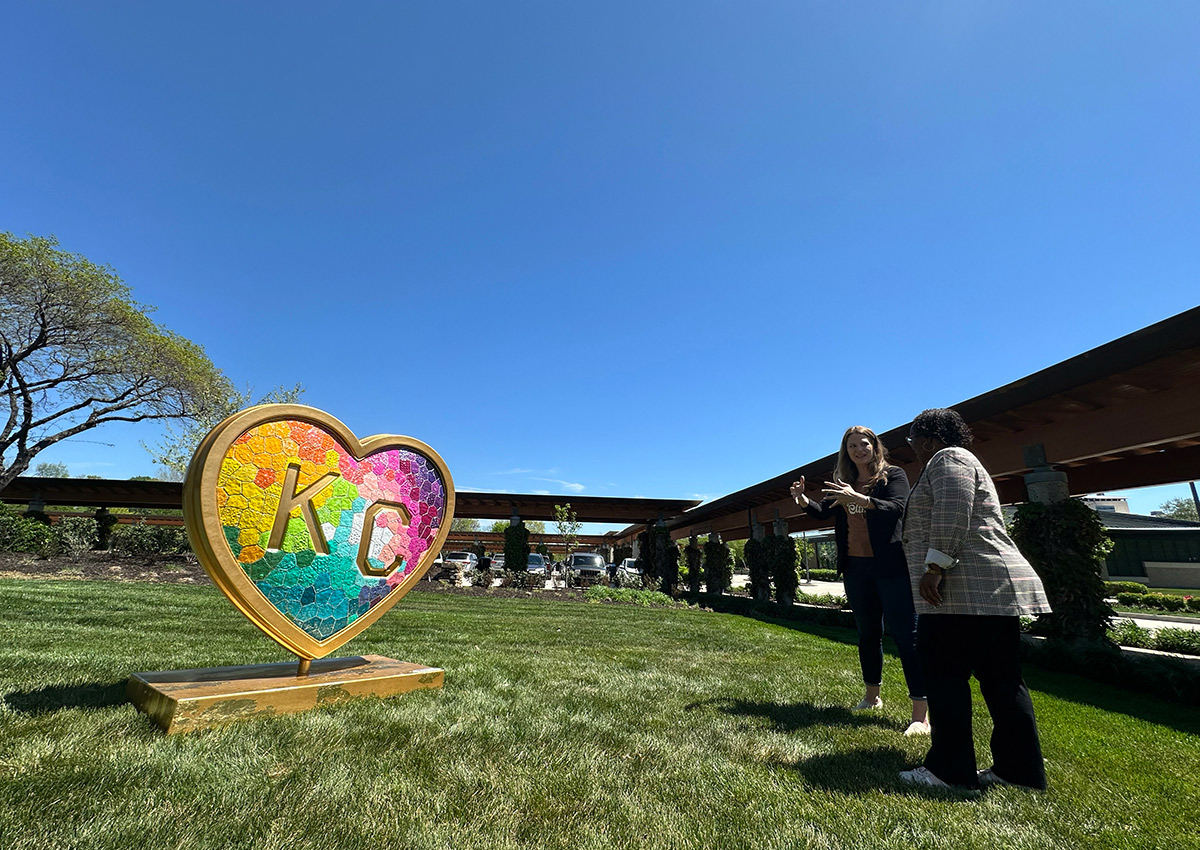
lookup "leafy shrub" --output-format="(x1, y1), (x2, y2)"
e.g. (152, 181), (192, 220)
(1116, 591), (1146, 607)
(1158, 594), (1186, 612)
(766, 535), (798, 605)
(1152, 627), (1200, 655)
(1105, 581), (1149, 596)
(507, 569), (541, 590)
(503, 522), (530, 584)
(797, 592), (849, 608)
(52, 517), (99, 558)
(471, 564), (493, 588)
(702, 538), (731, 595)
(744, 537), (770, 602)
(684, 540), (703, 595)
(802, 568), (840, 582)
(0, 506), (54, 555)
(1011, 498), (1114, 642)
(615, 569), (643, 589)
(1187, 596), (1200, 613)
(109, 522), (192, 557)
(583, 586), (685, 608)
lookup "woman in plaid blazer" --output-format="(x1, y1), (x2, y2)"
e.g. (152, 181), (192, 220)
(898, 408), (1052, 791)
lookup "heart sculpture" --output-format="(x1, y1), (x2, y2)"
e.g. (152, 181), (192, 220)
(183, 404), (455, 659)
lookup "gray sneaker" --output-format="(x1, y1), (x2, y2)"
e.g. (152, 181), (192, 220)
(899, 766), (949, 787)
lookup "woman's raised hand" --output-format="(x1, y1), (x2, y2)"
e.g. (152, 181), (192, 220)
(821, 477), (862, 508)
(790, 477), (808, 506)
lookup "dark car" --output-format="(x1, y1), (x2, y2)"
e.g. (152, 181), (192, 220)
(568, 552), (606, 579)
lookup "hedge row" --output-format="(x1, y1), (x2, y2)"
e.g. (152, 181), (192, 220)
(0, 506), (191, 558)
(1114, 591), (1200, 613)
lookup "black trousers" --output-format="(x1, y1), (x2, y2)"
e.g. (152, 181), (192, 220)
(917, 614), (1047, 789)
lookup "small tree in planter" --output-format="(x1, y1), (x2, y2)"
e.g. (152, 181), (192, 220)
(766, 534), (799, 606)
(703, 536), (731, 595)
(649, 524), (678, 594)
(744, 536), (770, 602)
(1010, 498), (1114, 643)
(503, 520), (531, 584)
(684, 537), (703, 595)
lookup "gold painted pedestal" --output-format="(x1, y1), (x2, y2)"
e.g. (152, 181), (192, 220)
(127, 655), (443, 734)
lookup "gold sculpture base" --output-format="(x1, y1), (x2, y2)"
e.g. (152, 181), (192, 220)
(127, 654), (444, 734)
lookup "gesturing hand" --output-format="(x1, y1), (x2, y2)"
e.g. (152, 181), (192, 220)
(821, 478), (865, 509)
(790, 477), (807, 506)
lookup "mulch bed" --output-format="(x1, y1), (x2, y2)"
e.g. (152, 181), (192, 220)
(0, 550), (212, 584)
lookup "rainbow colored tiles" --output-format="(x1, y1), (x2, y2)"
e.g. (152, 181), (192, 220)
(215, 419), (447, 641)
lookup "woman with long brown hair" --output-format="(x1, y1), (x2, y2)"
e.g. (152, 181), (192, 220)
(791, 426), (928, 735)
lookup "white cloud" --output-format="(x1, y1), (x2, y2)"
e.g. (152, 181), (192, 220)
(531, 477), (585, 493)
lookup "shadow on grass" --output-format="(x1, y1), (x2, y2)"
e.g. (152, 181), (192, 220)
(784, 746), (976, 800)
(686, 697), (896, 732)
(1021, 664), (1200, 737)
(3, 680), (128, 715)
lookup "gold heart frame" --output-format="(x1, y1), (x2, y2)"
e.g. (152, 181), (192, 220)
(182, 404), (455, 659)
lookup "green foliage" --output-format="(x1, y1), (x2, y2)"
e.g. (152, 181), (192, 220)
(646, 524), (678, 594)
(33, 461), (70, 478)
(471, 564), (493, 588)
(109, 522), (191, 557)
(1157, 496), (1199, 521)
(702, 537), (731, 595)
(1108, 620), (1200, 656)
(803, 568), (840, 582)
(796, 592), (849, 608)
(1011, 498), (1115, 642)
(145, 382), (305, 478)
(52, 517), (99, 557)
(1116, 592), (1194, 613)
(1105, 581), (1149, 596)
(744, 537), (770, 602)
(503, 521), (531, 580)
(553, 504), (581, 556)
(0, 504), (53, 555)
(765, 535), (798, 604)
(682, 538), (703, 595)
(1, 233), (228, 490)
(583, 586), (686, 608)
(451, 517), (481, 532)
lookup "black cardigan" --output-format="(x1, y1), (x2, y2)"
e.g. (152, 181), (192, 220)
(802, 465), (911, 576)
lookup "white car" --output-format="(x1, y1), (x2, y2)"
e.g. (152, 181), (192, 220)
(620, 558), (642, 575)
(490, 554), (506, 571)
(442, 551), (478, 574)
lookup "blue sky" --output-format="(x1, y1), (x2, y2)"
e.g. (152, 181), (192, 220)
(3, 2), (1198, 526)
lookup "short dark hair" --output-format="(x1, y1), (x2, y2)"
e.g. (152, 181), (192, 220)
(910, 408), (973, 448)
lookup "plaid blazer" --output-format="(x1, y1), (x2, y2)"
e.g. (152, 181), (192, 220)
(903, 447), (1051, 616)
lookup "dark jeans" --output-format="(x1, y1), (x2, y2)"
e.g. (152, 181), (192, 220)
(917, 614), (1047, 789)
(842, 557), (925, 700)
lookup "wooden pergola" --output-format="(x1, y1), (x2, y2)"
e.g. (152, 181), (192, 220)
(662, 306), (1200, 543)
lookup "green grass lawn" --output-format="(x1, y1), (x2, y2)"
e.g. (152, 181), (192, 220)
(1, 580), (1198, 850)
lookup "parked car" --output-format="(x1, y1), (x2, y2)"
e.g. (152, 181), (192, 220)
(442, 551), (478, 575)
(620, 558), (642, 575)
(526, 553), (547, 574)
(490, 554), (506, 571)
(568, 552), (607, 579)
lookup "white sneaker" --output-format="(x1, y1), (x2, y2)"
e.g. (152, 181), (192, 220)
(852, 696), (883, 711)
(903, 720), (931, 737)
(899, 766), (949, 787)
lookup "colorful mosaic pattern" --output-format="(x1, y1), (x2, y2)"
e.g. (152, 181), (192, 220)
(216, 420), (447, 641)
